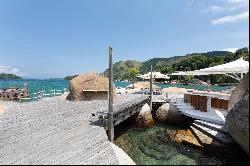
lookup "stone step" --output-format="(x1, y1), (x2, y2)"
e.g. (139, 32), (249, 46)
(193, 120), (229, 134)
(191, 123), (234, 145)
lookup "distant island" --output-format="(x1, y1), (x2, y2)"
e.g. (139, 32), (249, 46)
(64, 75), (79, 80)
(0, 73), (22, 79)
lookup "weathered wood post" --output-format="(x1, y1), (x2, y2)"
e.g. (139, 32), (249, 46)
(108, 46), (114, 142)
(207, 79), (210, 92)
(150, 65), (153, 110)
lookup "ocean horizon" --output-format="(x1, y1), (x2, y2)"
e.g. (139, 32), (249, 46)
(0, 79), (230, 95)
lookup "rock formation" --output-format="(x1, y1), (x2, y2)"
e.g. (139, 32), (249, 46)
(155, 103), (189, 124)
(133, 103), (154, 128)
(66, 72), (116, 101)
(225, 72), (249, 155)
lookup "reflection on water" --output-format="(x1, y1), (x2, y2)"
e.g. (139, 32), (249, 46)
(114, 123), (248, 165)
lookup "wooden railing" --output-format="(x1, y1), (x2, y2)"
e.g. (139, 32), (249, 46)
(20, 88), (68, 102)
(184, 92), (230, 112)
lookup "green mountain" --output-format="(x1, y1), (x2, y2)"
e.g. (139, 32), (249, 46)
(0, 73), (22, 79)
(103, 60), (143, 80)
(102, 47), (249, 84)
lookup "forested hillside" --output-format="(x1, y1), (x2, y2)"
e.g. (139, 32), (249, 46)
(0, 73), (22, 79)
(102, 47), (249, 83)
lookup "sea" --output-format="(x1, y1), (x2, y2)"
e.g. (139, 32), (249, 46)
(0, 79), (230, 97)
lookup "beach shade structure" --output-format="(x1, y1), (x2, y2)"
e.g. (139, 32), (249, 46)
(137, 72), (170, 81)
(170, 57), (249, 81)
(66, 72), (116, 101)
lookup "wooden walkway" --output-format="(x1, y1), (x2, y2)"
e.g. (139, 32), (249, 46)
(0, 94), (148, 165)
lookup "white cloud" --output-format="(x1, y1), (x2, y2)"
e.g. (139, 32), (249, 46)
(202, 0), (248, 14)
(202, 5), (225, 13)
(211, 11), (249, 25)
(185, 0), (194, 12)
(227, 0), (249, 4)
(222, 48), (238, 53)
(0, 65), (26, 76)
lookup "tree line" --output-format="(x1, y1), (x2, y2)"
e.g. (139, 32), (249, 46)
(103, 47), (249, 84)
(0, 73), (22, 79)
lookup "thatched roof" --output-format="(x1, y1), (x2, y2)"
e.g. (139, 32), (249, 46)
(67, 72), (116, 101)
(70, 72), (109, 91)
(127, 81), (160, 89)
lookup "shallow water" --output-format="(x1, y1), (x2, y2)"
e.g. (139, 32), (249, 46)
(114, 122), (248, 165)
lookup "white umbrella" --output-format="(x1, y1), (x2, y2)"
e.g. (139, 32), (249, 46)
(170, 57), (249, 81)
(137, 72), (170, 80)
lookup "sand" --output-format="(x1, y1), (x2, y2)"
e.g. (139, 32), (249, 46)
(162, 87), (193, 93)
(127, 81), (160, 89)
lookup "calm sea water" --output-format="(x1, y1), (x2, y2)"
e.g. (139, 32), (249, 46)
(114, 123), (248, 165)
(0, 79), (229, 95)
(0, 79), (69, 99)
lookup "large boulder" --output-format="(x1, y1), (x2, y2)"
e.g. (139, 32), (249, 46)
(66, 72), (116, 101)
(155, 103), (189, 124)
(133, 103), (154, 128)
(225, 72), (249, 155)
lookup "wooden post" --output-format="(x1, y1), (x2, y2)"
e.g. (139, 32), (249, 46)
(207, 96), (211, 112)
(241, 73), (244, 79)
(207, 79), (210, 92)
(149, 65), (153, 111)
(108, 46), (114, 142)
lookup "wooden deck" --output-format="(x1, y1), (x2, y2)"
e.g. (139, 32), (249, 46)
(172, 98), (228, 125)
(0, 94), (148, 165)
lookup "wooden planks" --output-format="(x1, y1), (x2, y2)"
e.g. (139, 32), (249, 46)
(184, 92), (229, 112)
(0, 94), (147, 165)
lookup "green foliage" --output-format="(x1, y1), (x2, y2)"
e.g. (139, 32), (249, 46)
(103, 60), (143, 80)
(0, 73), (22, 79)
(64, 75), (79, 80)
(102, 47), (249, 84)
(128, 67), (139, 81)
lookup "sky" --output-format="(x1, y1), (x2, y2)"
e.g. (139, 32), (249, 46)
(0, 0), (249, 78)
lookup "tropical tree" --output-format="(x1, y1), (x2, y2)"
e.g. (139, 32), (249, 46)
(128, 67), (139, 88)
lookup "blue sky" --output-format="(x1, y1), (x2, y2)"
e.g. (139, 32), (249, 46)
(0, 0), (249, 78)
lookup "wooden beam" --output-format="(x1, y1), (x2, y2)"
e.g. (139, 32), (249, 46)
(150, 65), (153, 110)
(108, 46), (114, 142)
